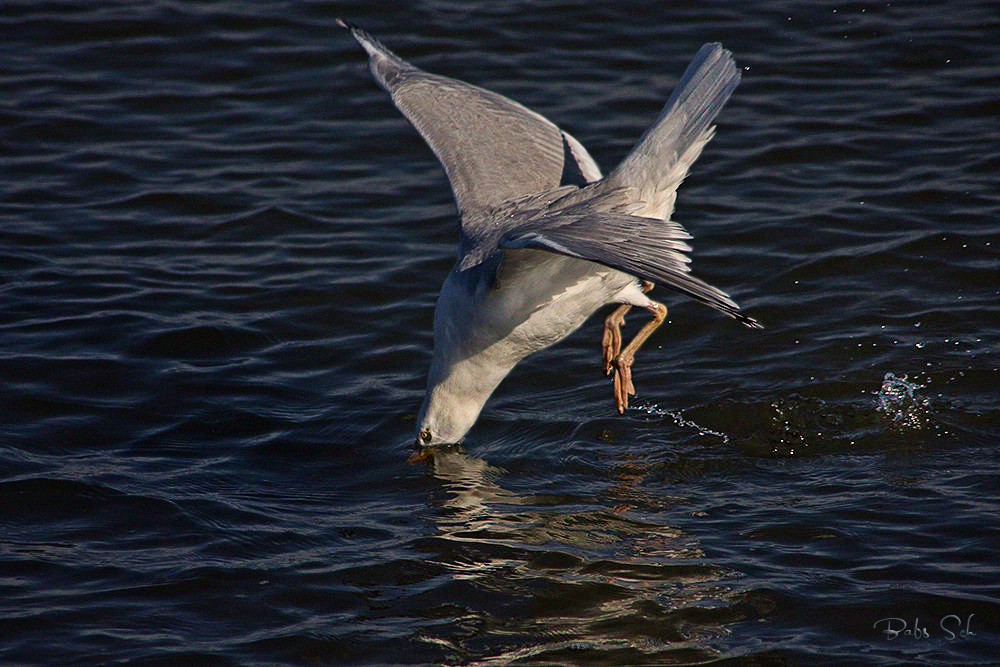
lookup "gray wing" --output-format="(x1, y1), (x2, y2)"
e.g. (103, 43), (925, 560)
(602, 42), (740, 223)
(497, 42), (757, 328)
(339, 20), (601, 221)
(499, 204), (761, 328)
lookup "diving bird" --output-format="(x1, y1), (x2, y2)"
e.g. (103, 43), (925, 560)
(339, 21), (760, 447)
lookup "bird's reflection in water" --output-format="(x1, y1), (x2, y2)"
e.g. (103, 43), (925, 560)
(409, 445), (747, 664)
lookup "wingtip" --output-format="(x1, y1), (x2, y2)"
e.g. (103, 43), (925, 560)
(736, 312), (764, 330)
(336, 18), (359, 31)
(697, 41), (740, 84)
(336, 19), (396, 64)
(336, 18), (374, 45)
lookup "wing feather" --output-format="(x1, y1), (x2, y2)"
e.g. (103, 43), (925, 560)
(500, 210), (761, 328)
(340, 21), (599, 220)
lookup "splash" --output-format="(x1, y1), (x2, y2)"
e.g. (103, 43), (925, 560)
(875, 372), (929, 430)
(636, 403), (730, 443)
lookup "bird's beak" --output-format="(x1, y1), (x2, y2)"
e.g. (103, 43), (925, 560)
(407, 446), (433, 464)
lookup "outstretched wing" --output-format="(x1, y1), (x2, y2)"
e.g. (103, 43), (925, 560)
(500, 205), (761, 328)
(340, 20), (601, 223)
(603, 42), (740, 223)
(495, 42), (757, 328)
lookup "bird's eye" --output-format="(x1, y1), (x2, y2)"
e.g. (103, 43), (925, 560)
(418, 429), (432, 444)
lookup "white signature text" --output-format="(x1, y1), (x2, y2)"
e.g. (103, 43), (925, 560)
(874, 614), (975, 641)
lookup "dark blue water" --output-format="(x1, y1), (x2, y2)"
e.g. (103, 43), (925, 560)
(2, 1), (998, 664)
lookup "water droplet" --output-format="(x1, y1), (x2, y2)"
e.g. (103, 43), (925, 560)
(875, 372), (929, 430)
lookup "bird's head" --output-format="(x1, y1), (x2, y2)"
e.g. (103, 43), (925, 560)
(414, 382), (483, 447)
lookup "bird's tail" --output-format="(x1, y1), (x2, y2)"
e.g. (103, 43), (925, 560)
(603, 43), (740, 221)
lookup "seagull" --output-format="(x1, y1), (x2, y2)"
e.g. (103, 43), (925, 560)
(339, 21), (760, 448)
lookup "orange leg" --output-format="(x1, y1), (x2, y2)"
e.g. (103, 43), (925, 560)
(611, 301), (667, 413)
(601, 280), (654, 373)
(602, 304), (632, 374)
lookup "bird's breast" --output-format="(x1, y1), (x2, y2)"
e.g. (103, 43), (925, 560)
(436, 250), (635, 366)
